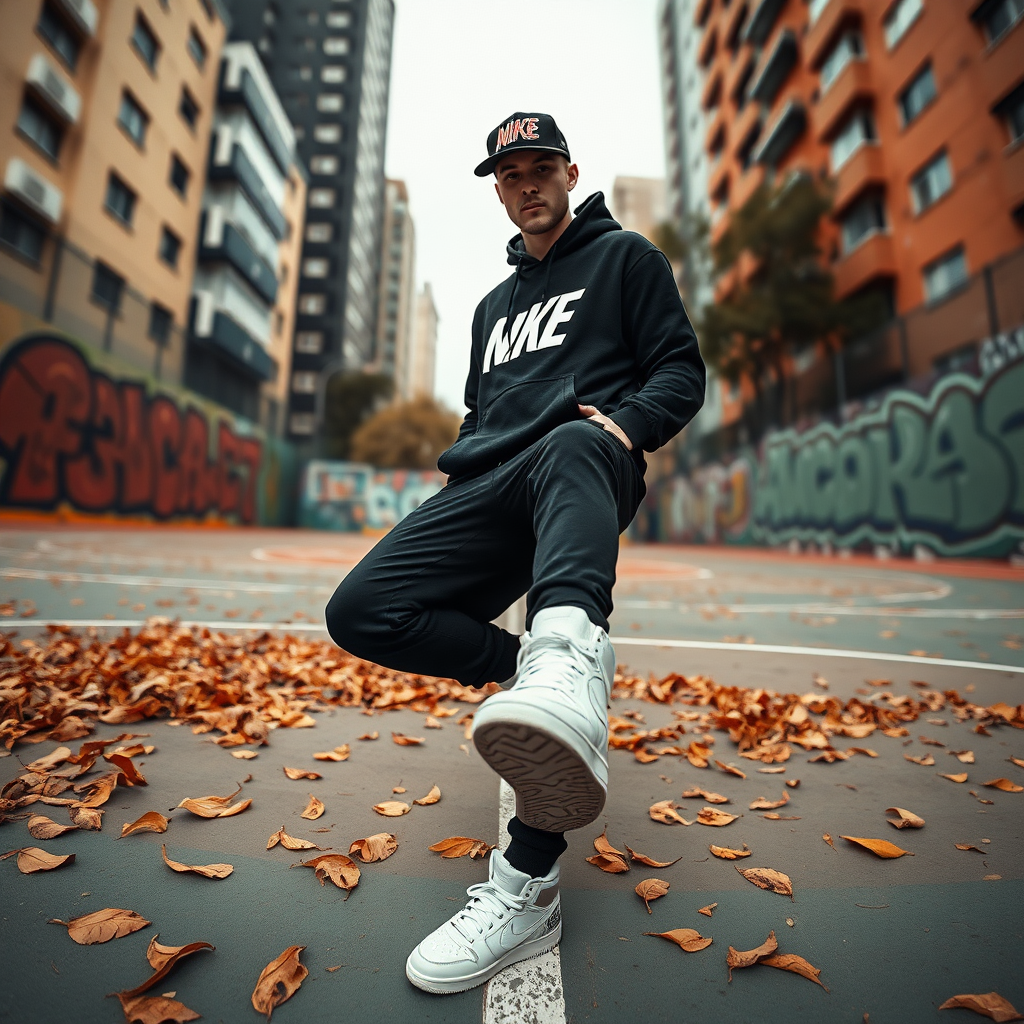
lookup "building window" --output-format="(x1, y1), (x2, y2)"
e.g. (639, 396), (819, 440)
(16, 96), (63, 161)
(37, 1), (81, 71)
(996, 81), (1024, 143)
(309, 188), (336, 208)
(979, 0), (1024, 43)
(310, 155), (339, 175)
(830, 110), (876, 170)
(314, 124), (342, 143)
(104, 173), (136, 226)
(169, 154), (190, 197)
(0, 202), (46, 263)
(179, 86), (199, 130)
(298, 36), (316, 50)
(317, 93), (344, 112)
(290, 66), (313, 81)
(91, 261), (125, 313)
(323, 36), (350, 55)
(290, 412), (316, 435)
(292, 371), (318, 393)
(131, 13), (160, 71)
(898, 64), (936, 125)
(158, 226), (181, 268)
(187, 27), (207, 69)
(321, 65), (346, 83)
(326, 11), (352, 28)
(306, 222), (333, 243)
(923, 246), (968, 302)
(295, 330), (324, 353)
(820, 31), (864, 92)
(302, 257), (329, 277)
(148, 302), (172, 345)
(298, 293), (326, 315)
(118, 91), (149, 147)
(910, 150), (953, 213)
(883, 0), (923, 48)
(840, 193), (886, 252)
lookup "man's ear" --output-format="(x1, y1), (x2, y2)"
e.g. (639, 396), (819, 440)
(566, 162), (579, 191)
(494, 181), (504, 204)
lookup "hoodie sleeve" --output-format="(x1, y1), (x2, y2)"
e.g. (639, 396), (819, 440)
(608, 249), (706, 452)
(454, 303), (484, 442)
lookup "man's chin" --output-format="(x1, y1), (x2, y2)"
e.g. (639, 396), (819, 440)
(520, 215), (560, 236)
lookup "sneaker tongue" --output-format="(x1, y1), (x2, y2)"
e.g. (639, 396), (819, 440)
(531, 606), (594, 642)
(491, 851), (532, 895)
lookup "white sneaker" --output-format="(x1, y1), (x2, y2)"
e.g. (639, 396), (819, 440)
(472, 606), (614, 831)
(405, 849), (561, 994)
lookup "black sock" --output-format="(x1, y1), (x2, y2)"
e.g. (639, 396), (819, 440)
(503, 815), (567, 879)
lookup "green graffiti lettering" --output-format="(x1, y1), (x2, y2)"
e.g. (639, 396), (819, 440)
(888, 404), (954, 527)
(834, 435), (873, 530)
(981, 360), (1024, 517)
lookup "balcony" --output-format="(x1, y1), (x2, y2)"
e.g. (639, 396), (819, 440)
(731, 101), (763, 158)
(705, 108), (726, 153)
(702, 68), (724, 110)
(698, 26), (718, 67)
(207, 143), (287, 241)
(218, 67), (291, 175)
(744, 0), (785, 45)
(833, 230), (897, 298)
(709, 159), (730, 200)
(814, 59), (873, 141)
(695, 0), (714, 28)
(753, 100), (807, 167)
(979, 18), (1024, 104)
(726, 50), (756, 103)
(806, 0), (862, 68)
(198, 215), (278, 304)
(832, 142), (886, 213)
(190, 299), (275, 381)
(748, 28), (798, 106)
(723, 0), (750, 51)
(1003, 141), (1024, 218)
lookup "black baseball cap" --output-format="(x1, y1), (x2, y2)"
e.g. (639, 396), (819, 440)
(474, 112), (571, 177)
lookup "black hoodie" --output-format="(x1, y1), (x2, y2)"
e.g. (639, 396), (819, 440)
(437, 192), (706, 480)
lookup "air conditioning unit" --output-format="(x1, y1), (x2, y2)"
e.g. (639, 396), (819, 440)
(56, 0), (98, 37)
(4, 158), (63, 224)
(26, 55), (81, 124)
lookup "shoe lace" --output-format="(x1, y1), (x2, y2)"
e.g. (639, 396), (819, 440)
(517, 634), (597, 689)
(451, 881), (532, 941)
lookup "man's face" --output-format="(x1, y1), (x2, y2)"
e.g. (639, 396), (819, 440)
(494, 151), (578, 236)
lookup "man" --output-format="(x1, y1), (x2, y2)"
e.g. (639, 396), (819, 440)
(326, 112), (705, 994)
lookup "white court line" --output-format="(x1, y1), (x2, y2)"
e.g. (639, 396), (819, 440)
(0, 566), (333, 595)
(616, 599), (1024, 619)
(482, 780), (566, 1024)
(7, 619), (1023, 674)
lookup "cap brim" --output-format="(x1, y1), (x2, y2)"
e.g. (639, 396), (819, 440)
(474, 145), (571, 177)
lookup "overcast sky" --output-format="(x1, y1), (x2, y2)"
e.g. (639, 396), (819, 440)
(383, 0), (666, 412)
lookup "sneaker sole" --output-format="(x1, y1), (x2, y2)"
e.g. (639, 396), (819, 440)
(473, 710), (607, 832)
(405, 922), (561, 995)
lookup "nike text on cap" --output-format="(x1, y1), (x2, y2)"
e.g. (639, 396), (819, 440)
(474, 112), (571, 177)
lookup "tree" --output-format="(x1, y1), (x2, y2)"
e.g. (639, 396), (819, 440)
(350, 396), (462, 470)
(321, 371), (394, 460)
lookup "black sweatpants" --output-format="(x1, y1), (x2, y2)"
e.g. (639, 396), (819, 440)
(325, 418), (645, 688)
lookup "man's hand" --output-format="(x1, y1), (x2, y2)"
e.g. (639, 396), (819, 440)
(578, 404), (633, 451)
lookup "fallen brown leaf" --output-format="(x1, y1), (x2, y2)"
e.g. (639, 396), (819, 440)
(681, 786), (730, 804)
(749, 792), (789, 810)
(635, 877), (670, 913)
(760, 953), (829, 991)
(120, 812), (169, 838)
(587, 852), (630, 873)
(231, 750), (258, 760)
(392, 786), (406, 794)
(758, 766), (787, 774)
(425, 716), (442, 729)
(697, 807), (739, 826)
(283, 767), (322, 781)
(594, 828), (625, 856)
(939, 772), (969, 783)
(823, 833), (836, 850)
(428, 836), (494, 859)
(735, 867), (794, 900)
(904, 753), (936, 766)
(715, 760), (746, 778)
(625, 845), (681, 868)
(726, 929), (778, 981)
(104, 753), (147, 786)
(373, 800), (410, 817)
(296, 854), (360, 896)
(762, 813), (802, 820)
(885, 807), (925, 829)
(955, 843), (984, 852)
(348, 833), (398, 863)
(161, 844), (233, 879)
(919, 736), (946, 747)
(392, 733), (424, 746)
(785, 779), (801, 787)
(301, 795), (325, 821)
(176, 784), (251, 818)
(847, 748), (878, 758)
(27, 814), (78, 840)
(413, 785), (441, 806)
(937, 992), (1023, 1022)
(357, 732), (379, 741)
(3, 847), (75, 873)
(983, 778), (1023, 793)
(644, 928), (712, 952)
(969, 790), (996, 805)
(252, 945), (308, 1021)
(69, 806), (103, 830)
(1009, 757), (1024, 770)
(117, 993), (200, 1024)
(949, 750), (975, 763)
(25, 747), (72, 772)
(710, 843), (751, 860)
(50, 907), (149, 944)
(267, 827), (324, 852)
(698, 903), (717, 917)
(313, 746), (350, 762)
(649, 799), (691, 825)
(840, 835), (914, 858)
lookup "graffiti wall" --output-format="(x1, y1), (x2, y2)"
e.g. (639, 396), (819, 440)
(298, 460), (445, 532)
(641, 357), (1024, 558)
(0, 333), (297, 526)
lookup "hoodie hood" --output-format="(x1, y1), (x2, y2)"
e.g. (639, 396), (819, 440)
(505, 192), (620, 268)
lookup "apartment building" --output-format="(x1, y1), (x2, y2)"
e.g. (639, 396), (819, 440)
(406, 282), (437, 400)
(186, 40), (306, 431)
(375, 177), (416, 393)
(223, 0), (395, 442)
(0, 0), (227, 383)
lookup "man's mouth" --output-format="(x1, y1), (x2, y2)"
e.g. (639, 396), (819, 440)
(521, 202), (544, 213)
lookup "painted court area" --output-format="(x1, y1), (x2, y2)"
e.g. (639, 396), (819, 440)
(0, 524), (1022, 1024)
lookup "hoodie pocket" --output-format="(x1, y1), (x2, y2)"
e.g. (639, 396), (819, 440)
(438, 375), (578, 478)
